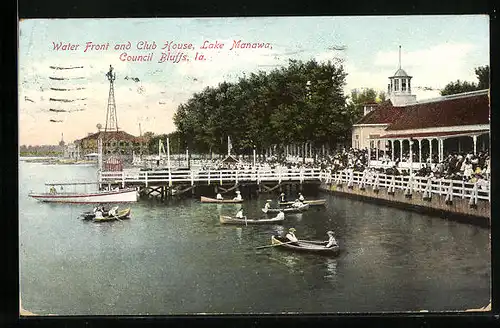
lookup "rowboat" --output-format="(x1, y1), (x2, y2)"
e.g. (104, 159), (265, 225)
(262, 203), (309, 214)
(200, 196), (243, 203)
(271, 236), (340, 255)
(278, 199), (327, 207)
(219, 215), (284, 225)
(29, 187), (138, 203)
(81, 207), (111, 220)
(93, 208), (131, 222)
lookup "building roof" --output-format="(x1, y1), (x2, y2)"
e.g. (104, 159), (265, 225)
(373, 129), (489, 140)
(354, 100), (404, 125)
(390, 68), (411, 78)
(386, 92), (489, 131)
(77, 130), (140, 142)
(221, 155), (241, 163)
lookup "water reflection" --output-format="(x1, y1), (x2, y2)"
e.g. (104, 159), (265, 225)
(236, 227), (242, 244)
(325, 258), (338, 279)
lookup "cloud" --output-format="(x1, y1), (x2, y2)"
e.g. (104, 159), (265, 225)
(373, 43), (478, 89)
(344, 43), (480, 100)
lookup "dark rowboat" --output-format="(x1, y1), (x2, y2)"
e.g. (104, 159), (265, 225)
(262, 203), (309, 214)
(93, 208), (131, 222)
(80, 208), (110, 220)
(278, 199), (326, 207)
(200, 196), (243, 203)
(271, 236), (340, 255)
(219, 215), (284, 225)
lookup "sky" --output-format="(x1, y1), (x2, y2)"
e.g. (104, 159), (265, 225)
(18, 15), (490, 146)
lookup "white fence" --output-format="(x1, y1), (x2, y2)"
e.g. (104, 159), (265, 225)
(99, 167), (490, 204)
(319, 170), (490, 203)
(100, 168), (323, 187)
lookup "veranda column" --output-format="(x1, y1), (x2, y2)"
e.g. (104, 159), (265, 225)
(473, 135), (477, 155)
(390, 140), (394, 162)
(368, 141), (371, 165)
(418, 139), (422, 164)
(439, 139), (443, 162)
(429, 139), (433, 164)
(376, 140), (379, 161)
(399, 139), (403, 162)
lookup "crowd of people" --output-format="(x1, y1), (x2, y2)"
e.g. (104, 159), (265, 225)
(194, 146), (489, 185)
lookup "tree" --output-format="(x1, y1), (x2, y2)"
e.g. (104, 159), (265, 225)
(475, 65), (489, 90)
(345, 88), (385, 124)
(440, 65), (489, 96)
(173, 58), (349, 154)
(440, 80), (478, 96)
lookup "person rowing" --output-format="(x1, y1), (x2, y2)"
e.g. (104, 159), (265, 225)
(279, 192), (286, 202)
(233, 191), (243, 201)
(285, 228), (299, 246)
(325, 231), (338, 248)
(298, 192), (305, 202)
(273, 210), (285, 221)
(235, 208), (245, 219)
(264, 200), (271, 211)
(94, 208), (104, 220)
(291, 199), (303, 208)
(216, 193), (223, 200)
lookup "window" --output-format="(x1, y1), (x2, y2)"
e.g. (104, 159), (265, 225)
(408, 80), (411, 92)
(394, 79), (399, 91)
(355, 135), (359, 140)
(402, 79), (407, 91)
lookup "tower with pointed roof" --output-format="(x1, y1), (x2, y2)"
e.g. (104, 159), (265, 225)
(387, 46), (417, 107)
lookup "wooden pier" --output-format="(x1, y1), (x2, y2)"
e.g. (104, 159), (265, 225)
(98, 167), (323, 199)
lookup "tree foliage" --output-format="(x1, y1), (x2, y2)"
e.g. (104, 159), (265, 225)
(475, 65), (489, 90)
(173, 59), (349, 154)
(345, 88), (386, 124)
(440, 65), (489, 96)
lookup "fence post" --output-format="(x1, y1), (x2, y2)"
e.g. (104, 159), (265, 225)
(191, 170), (194, 186)
(220, 171), (223, 185)
(359, 171), (366, 190)
(145, 171), (148, 188)
(388, 175), (395, 195)
(462, 181), (465, 199)
(469, 182), (478, 208)
(347, 171), (354, 189)
(404, 176), (412, 199)
(423, 178), (432, 201)
(445, 181), (453, 205)
(208, 170), (211, 185)
(122, 172), (125, 188)
(373, 173), (380, 193)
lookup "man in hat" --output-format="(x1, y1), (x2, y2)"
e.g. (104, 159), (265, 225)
(233, 191), (243, 201)
(279, 192), (286, 202)
(325, 231), (338, 248)
(285, 228), (299, 245)
(216, 192), (223, 200)
(298, 192), (305, 202)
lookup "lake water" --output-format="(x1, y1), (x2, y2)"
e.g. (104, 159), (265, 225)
(19, 160), (491, 315)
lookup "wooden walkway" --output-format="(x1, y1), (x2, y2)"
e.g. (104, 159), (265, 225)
(98, 167), (490, 203)
(99, 168), (322, 187)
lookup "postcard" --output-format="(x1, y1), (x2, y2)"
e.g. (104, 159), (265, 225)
(19, 16), (490, 316)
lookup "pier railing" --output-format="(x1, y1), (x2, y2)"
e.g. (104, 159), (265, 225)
(99, 167), (490, 203)
(99, 168), (323, 187)
(319, 170), (490, 203)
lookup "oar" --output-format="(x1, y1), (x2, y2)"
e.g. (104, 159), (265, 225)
(255, 240), (295, 249)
